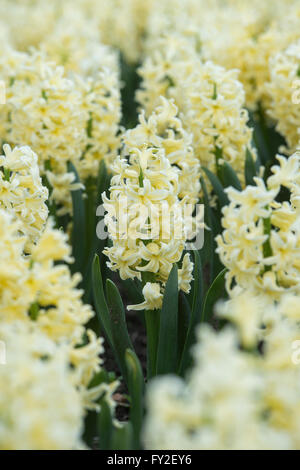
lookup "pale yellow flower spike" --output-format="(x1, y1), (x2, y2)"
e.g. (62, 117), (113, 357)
(0, 44), (121, 214)
(104, 99), (198, 311)
(0, 145), (117, 448)
(216, 151), (300, 305)
(137, 27), (256, 181)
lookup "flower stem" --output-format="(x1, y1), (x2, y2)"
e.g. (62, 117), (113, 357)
(145, 309), (160, 380)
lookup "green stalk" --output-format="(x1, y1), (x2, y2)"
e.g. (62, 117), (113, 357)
(262, 213), (273, 273)
(145, 309), (160, 380)
(3, 167), (10, 181)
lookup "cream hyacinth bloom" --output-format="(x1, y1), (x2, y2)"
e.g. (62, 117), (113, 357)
(103, 99), (199, 311)
(137, 31), (201, 116)
(0, 208), (115, 448)
(0, 46), (121, 213)
(78, 0), (155, 64)
(0, 145), (117, 447)
(0, 322), (84, 450)
(144, 291), (300, 450)
(139, 0), (300, 111)
(38, 4), (119, 77)
(0, 0), (57, 52)
(0, 144), (48, 248)
(0, 207), (109, 406)
(216, 151), (300, 303)
(197, 0), (300, 109)
(38, 5), (122, 180)
(0, 0), (153, 64)
(197, 0), (272, 108)
(144, 326), (265, 450)
(137, 31), (255, 181)
(267, 40), (300, 154)
(124, 97), (201, 205)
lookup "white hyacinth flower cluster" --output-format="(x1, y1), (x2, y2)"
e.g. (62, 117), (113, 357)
(266, 40), (300, 154)
(103, 98), (201, 311)
(0, 321), (84, 450)
(137, 30), (255, 182)
(196, 0), (300, 109)
(144, 292), (300, 450)
(0, 144), (117, 450)
(0, 144), (48, 248)
(0, 45), (120, 214)
(216, 152), (300, 302)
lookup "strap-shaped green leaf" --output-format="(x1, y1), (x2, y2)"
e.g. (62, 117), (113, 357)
(145, 309), (160, 379)
(106, 279), (135, 383)
(68, 161), (86, 274)
(97, 399), (113, 450)
(178, 292), (191, 364)
(125, 349), (144, 450)
(92, 255), (113, 346)
(200, 176), (215, 284)
(82, 160), (111, 302)
(202, 167), (229, 207)
(178, 251), (203, 375)
(191, 250), (204, 321)
(96, 159), (110, 207)
(111, 422), (134, 451)
(156, 265), (178, 375)
(220, 161), (242, 191)
(201, 268), (227, 322)
(121, 278), (144, 306)
(245, 148), (257, 186)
